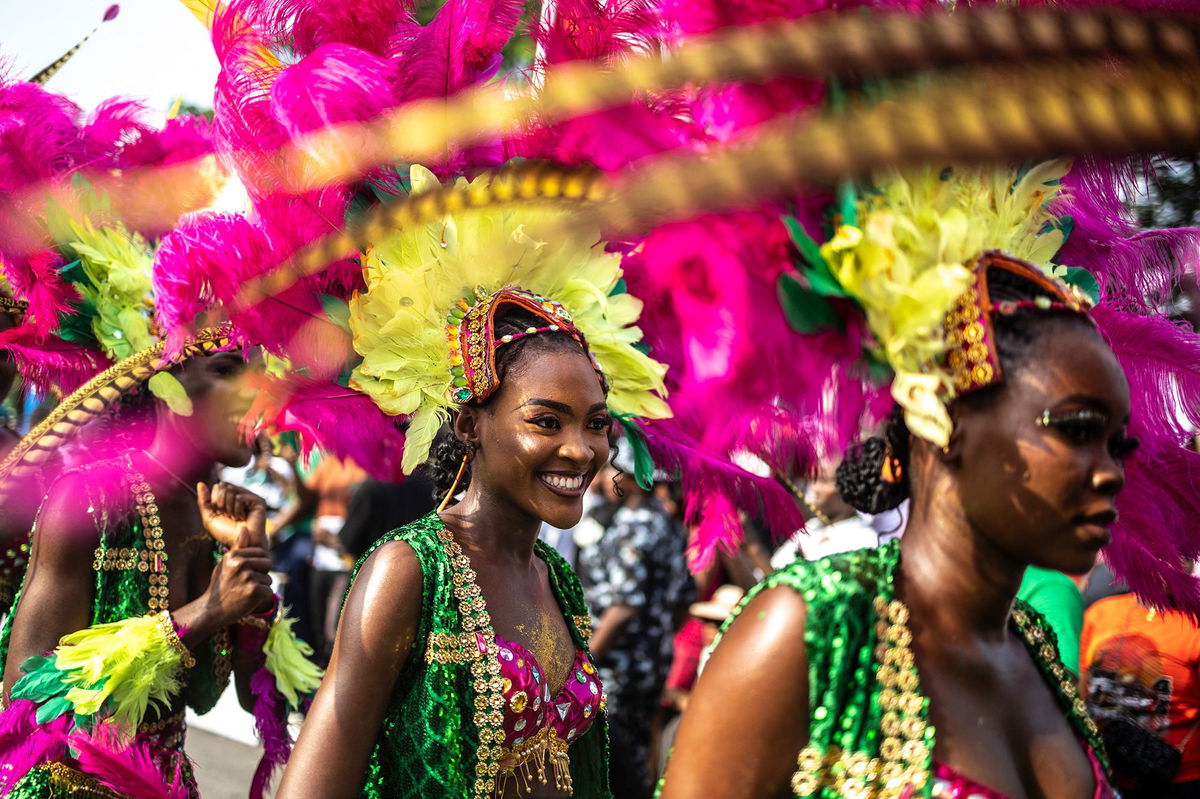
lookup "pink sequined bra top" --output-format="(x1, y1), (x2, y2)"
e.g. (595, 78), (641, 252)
(477, 631), (602, 795)
(930, 747), (1116, 799)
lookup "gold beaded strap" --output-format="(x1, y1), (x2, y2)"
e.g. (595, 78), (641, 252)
(153, 610), (196, 670)
(434, 522), (507, 799)
(790, 597), (931, 799)
(124, 457), (171, 612)
(791, 596), (1102, 798)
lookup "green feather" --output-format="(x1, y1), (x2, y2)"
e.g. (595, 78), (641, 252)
(783, 216), (848, 299)
(1063, 266), (1101, 305)
(777, 273), (841, 334)
(35, 696), (74, 725)
(615, 415), (655, 490)
(837, 181), (858, 228)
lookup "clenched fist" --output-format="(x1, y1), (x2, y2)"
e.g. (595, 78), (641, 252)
(197, 482), (267, 549)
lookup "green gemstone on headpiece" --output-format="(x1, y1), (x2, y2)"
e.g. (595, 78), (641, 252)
(454, 387), (472, 402)
(452, 376), (468, 387)
(450, 365), (465, 376)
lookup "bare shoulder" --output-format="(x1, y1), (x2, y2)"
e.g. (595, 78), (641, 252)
(340, 540), (424, 650)
(30, 470), (106, 558)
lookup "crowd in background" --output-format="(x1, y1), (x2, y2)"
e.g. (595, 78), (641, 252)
(199, 431), (1200, 799)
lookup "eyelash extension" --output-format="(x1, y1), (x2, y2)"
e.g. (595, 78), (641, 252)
(1036, 408), (1108, 428)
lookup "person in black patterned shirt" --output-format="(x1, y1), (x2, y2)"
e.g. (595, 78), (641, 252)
(577, 467), (694, 799)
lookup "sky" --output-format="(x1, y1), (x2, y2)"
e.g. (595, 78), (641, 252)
(1, 0), (220, 117)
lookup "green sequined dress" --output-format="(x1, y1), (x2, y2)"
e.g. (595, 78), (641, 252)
(350, 513), (611, 799)
(659, 541), (1108, 799)
(0, 463), (231, 798)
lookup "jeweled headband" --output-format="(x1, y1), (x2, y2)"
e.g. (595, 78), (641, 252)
(945, 251), (1095, 396)
(446, 286), (597, 405)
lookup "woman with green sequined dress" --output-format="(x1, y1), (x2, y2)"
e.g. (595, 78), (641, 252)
(276, 176), (672, 799)
(656, 157), (1200, 798)
(0, 347), (278, 797)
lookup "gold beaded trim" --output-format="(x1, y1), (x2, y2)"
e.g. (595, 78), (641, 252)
(153, 610), (196, 670)
(137, 708), (186, 735)
(1011, 607), (1099, 739)
(212, 627), (234, 697)
(435, 523), (506, 799)
(945, 286), (996, 393)
(93, 547), (155, 572)
(572, 615), (593, 643)
(125, 459), (170, 612)
(43, 762), (125, 799)
(426, 631), (485, 665)
(0, 295), (27, 315)
(790, 597), (931, 799)
(495, 723), (574, 796)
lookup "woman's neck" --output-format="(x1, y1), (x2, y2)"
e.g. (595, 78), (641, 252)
(897, 473), (1026, 644)
(439, 484), (542, 568)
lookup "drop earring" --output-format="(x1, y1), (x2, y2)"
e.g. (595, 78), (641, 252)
(438, 442), (475, 513)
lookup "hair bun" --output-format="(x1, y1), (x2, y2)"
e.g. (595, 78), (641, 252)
(835, 436), (909, 515)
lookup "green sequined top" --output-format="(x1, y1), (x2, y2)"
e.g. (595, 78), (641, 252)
(706, 541), (1106, 799)
(0, 463), (231, 719)
(350, 513), (611, 799)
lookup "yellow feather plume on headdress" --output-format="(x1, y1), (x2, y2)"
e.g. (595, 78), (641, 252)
(349, 165), (670, 474)
(820, 160), (1071, 445)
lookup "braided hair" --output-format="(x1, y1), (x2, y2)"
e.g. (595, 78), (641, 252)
(424, 307), (610, 499)
(836, 266), (1098, 513)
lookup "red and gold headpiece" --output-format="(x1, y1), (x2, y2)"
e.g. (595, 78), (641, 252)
(945, 251), (1095, 396)
(446, 286), (595, 405)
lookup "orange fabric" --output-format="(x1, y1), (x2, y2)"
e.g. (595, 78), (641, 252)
(305, 457), (368, 519)
(1081, 594), (1200, 783)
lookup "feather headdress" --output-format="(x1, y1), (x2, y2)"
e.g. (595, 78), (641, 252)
(349, 164), (670, 474)
(793, 160), (1075, 445)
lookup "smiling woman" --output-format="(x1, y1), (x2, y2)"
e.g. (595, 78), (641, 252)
(275, 166), (671, 799)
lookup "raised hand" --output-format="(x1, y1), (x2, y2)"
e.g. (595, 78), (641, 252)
(197, 482), (268, 550)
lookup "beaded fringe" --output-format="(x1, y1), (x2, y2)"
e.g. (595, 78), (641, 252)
(494, 727), (573, 797)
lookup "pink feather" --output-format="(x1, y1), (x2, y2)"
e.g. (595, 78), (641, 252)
(1089, 304), (1200, 617)
(248, 0), (414, 57)
(0, 699), (70, 791)
(69, 725), (188, 799)
(0, 250), (80, 336)
(269, 44), (398, 141)
(643, 417), (805, 570)
(0, 78), (83, 194)
(391, 0), (522, 101)
(152, 209), (353, 374)
(248, 666), (291, 799)
(0, 325), (111, 395)
(265, 376), (408, 481)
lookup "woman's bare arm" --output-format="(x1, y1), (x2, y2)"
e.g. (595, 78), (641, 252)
(276, 540), (422, 799)
(3, 473), (98, 698)
(659, 585), (811, 799)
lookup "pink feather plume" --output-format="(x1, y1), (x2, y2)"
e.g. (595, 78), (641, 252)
(263, 376), (408, 481)
(70, 725), (189, 799)
(0, 324), (111, 395)
(248, 666), (291, 799)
